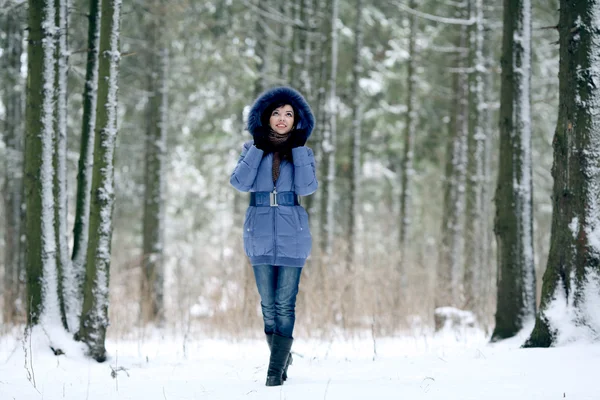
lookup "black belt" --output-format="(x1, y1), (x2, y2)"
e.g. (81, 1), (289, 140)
(250, 191), (300, 207)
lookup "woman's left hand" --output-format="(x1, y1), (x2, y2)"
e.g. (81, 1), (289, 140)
(289, 129), (308, 148)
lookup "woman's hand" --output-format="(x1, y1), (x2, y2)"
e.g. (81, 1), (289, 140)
(253, 127), (270, 151)
(289, 129), (308, 148)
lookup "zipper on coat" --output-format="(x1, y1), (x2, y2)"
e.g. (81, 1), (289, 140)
(272, 152), (278, 266)
(272, 184), (277, 266)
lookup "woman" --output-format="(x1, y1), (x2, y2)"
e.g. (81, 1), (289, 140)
(230, 86), (317, 386)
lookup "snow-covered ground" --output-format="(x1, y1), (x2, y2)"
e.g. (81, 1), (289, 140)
(1, 325), (598, 400)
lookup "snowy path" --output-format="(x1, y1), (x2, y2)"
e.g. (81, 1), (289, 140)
(1, 329), (598, 400)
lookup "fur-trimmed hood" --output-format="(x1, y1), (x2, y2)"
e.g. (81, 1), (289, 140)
(247, 86), (315, 143)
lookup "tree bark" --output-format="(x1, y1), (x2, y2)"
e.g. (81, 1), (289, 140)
(24, 0), (61, 327)
(78, 0), (122, 362)
(71, 0), (102, 332)
(525, 0), (600, 348)
(492, 0), (535, 341)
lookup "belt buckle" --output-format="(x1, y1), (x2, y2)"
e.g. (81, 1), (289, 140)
(270, 190), (278, 207)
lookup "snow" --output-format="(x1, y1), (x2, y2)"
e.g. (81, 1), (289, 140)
(1, 328), (598, 400)
(545, 271), (600, 345)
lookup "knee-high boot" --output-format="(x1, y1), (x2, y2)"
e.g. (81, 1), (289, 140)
(266, 334), (293, 386)
(265, 333), (292, 381)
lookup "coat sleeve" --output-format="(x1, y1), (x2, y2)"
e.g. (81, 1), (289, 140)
(230, 141), (264, 192)
(292, 146), (318, 196)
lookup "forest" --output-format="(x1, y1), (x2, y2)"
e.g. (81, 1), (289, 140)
(1, 0), (600, 365)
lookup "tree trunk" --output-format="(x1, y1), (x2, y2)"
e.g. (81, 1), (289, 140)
(53, 0), (70, 331)
(436, 15), (469, 311)
(78, 0), (122, 362)
(346, 0), (363, 270)
(71, 0), (101, 331)
(303, 0), (329, 220)
(320, 0), (339, 257)
(525, 0), (600, 347)
(2, 3), (26, 324)
(253, 0), (268, 96)
(398, 0), (418, 291)
(464, 0), (487, 314)
(492, 0), (535, 341)
(141, 1), (168, 325)
(24, 0), (61, 327)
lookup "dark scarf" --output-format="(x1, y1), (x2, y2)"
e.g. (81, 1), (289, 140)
(268, 129), (291, 183)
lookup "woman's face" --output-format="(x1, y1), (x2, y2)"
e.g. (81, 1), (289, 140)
(269, 104), (295, 135)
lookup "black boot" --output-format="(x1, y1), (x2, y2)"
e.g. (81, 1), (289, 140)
(265, 333), (293, 381)
(265, 334), (293, 386)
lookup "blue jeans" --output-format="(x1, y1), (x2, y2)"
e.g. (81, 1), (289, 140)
(253, 265), (302, 338)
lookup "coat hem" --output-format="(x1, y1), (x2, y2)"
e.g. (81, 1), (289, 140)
(249, 255), (305, 268)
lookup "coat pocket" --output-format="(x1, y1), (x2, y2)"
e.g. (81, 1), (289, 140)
(243, 207), (257, 256)
(295, 206), (312, 258)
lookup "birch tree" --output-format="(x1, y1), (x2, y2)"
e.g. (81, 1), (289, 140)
(70, 0), (101, 332)
(78, 0), (122, 361)
(525, 0), (600, 347)
(492, 0), (535, 341)
(2, 2), (26, 324)
(24, 0), (62, 327)
(141, 0), (168, 324)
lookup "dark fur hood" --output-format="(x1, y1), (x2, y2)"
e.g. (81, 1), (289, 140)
(247, 86), (315, 143)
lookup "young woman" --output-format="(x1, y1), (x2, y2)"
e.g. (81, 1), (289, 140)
(230, 86), (317, 386)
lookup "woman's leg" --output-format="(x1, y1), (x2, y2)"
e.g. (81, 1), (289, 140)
(273, 266), (302, 338)
(253, 265), (277, 334)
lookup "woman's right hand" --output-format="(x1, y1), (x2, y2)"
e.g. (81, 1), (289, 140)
(253, 126), (269, 151)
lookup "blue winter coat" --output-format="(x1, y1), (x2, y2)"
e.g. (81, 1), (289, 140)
(230, 87), (318, 268)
